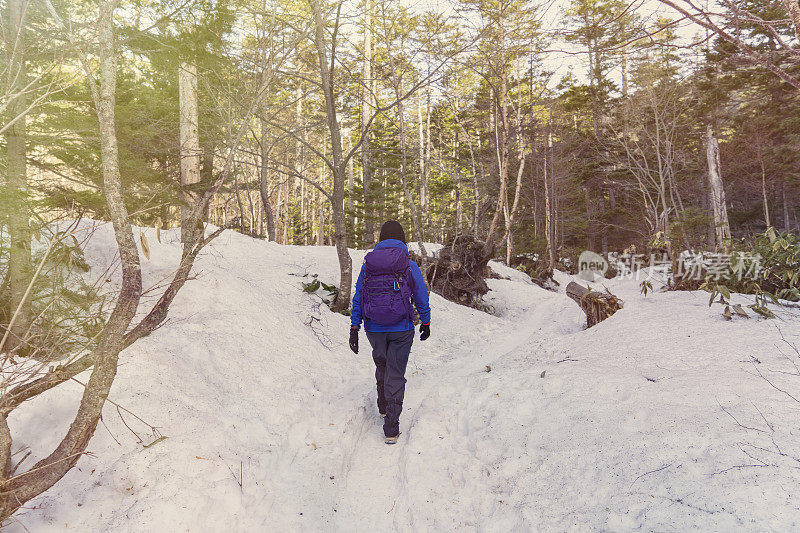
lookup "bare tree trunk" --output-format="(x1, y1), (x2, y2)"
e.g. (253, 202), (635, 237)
(544, 130), (556, 270)
(422, 86), (431, 226)
(601, 190), (609, 256)
(283, 153), (290, 244)
(346, 132), (354, 244)
(289, 85), (303, 244)
(259, 117), (277, 241)
(179, 62), (202, 244)
(232, 169), (246, 230)
(456, 187), (462, 235)
(417, 94), (425, 202)
(502, 80), (526, 265)
(450, 102), (479, 237)
(309, 0), (352, 312)
(706, 125), (731, 249)
(503, 142), (525, 264)
(485, 76), (510, 255)
(317, 195), (325, 246)
(245, 171), (256, 236)
(3, 0), (32, 354)
(484, 15), (512, 255)
(558, 195), (564, 257)
(532, 173), (539, 237)
(257, 189), (263, 237)
(202, 142), (214, 228)
(585, 188), (595, 251)
(396, 87), (428, 264)
(0, 0), (142, 518)
(621, 45), (629, 97)
(783, 181), (791, 231)
(757, 140), (770, 228)
(703, 176), (715, 248)
(301, 171), (308, 244)
(361, 0), (374, 244)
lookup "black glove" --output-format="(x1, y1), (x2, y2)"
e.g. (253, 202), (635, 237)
(349, 327), (359, 354)
(419, 323), (430, 341)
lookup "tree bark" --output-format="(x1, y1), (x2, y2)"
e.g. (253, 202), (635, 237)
(503, 140), (525, 265)
(259, 117), (277, 241)
(585, 187), (595, 251)
(309, 0), (352, 312)
(758, 140), (770, 228)
(282, 161), (290, 244)
(783, 181), (791, 231)
(0, 0), (142, 518)
(449, 100), (480, 237)
(417, 94), (425, 212)
(179, 62), (202, 244)
(706, 125), (731, 249)
(301, 170), (308, 244)
(502, 76), (526, 265)
(317, 200), (325, 246)
(544, 129), (556, 270)
(232, 167), (246, 231)
(566, 282), (622, 328)
(621, 45), (629, 97)
(3, 0), (32, 354)
(422, 87), (431, 226)
(703, 175), (715, 248)
(485, 80), (510, 256)
(346, 132), (354, 244)
(361, 0), (374, 244)
(396, 87), (429, 265)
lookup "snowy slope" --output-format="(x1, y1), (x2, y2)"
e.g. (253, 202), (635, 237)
(8, 222), (800, 532)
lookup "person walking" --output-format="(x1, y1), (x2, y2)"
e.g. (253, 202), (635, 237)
(349, 220), (431, 444)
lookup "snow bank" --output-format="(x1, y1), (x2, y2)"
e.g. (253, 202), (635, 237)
(406, 241), (443, 258)
(9, 224), (800, 531)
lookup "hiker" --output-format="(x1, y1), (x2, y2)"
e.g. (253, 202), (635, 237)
(349, 220), (431, 445)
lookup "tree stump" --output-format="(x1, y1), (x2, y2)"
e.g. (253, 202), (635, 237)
(566, 281), (623, 327)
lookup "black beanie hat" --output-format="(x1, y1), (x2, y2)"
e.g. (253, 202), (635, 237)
(379, 220), (406, 243)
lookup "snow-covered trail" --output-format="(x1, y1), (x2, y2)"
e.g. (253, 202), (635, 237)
(327, 271), (582, 531)
(9, 224), (800, 531)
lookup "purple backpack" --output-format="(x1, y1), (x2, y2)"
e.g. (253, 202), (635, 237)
(362, 247), (414, 325)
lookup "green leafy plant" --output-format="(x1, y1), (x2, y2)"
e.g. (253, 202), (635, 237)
(675, 229), (799, 319)
(699, 279), (774, 320)
(640, 279), (653, 296)
(742, 229), (800, 302)
(301, 274), (340, 307)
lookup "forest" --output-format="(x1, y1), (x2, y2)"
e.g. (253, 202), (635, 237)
(3, 0), (800, 304)
(1, 0), (800, 529)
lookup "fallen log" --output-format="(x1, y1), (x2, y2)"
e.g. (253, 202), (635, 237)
(566, 281), (623, 327)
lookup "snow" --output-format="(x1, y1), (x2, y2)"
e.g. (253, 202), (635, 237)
(8, 222), (800, 531)
(406, 241), (443, 258)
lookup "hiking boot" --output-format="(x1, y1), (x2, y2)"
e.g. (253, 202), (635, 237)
(380, 413), (386, 419)
(385, 435), (398, 445)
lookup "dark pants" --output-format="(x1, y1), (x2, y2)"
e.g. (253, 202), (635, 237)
(366, 330), (414, 437)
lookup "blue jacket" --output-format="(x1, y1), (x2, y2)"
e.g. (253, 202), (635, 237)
(351, 239), (431, 332)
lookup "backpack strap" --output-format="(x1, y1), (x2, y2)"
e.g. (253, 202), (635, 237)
(402, 260), (414, 322)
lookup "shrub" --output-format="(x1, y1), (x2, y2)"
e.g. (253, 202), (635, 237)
(735, 229), (800, 302)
